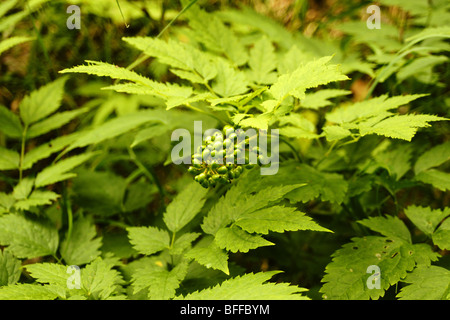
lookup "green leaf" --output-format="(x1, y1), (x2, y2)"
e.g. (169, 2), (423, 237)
(433, 218), (450, 250)
(0, 250), (21, 286)
(19, 77), (68, 126)
(248, 36), (277, 84)
(26, 107), (89, 139)
(414, 141), (450, 174)
(214, 225), (274, 253)
(0, 283), (60, 300)
(176, 271), (308, 300)
(235, 205), (331, 234)
(358, 215), (412, 243)
(72, 169), (127, 216)
(404, 205), (450, 237)
(21, 132), (82, 170)
(373, 143), (413, 180)
(132, 260), (189, 299)
(397, 266), (450, 300)
(185, 5), (248, 66)
(323, 125), (352, 141)
(269, 56), (349, 106)
(25, 263), (69, 288)
(0, 36), (34, 56)
(61, 215), (102, 266)
(320, 236), (436, 300)
(185, 238), (229, 275)
(300, 89), (352, 110)
(59, 60), (153, 86)
(415, 169), (450, 191)
(127, 226), (170, 256)
(34, 152), (97, 187)
(81, 258), (124, 300)
(66, 110), (167, 151)
(202, 182), (304, 235)
(0, 214), (58, 259)
(163, 181), (209, 233)
(12, 177), (34, 200)
(14, 190), (60, 211)
(0, 146), (20, 171)
(359, 114), (448, 141)
(281, 164), (348, 204)
(326, 94), (428, 124)
(170, 232), (201, 255)
(211, 58), (249, 97)
(0, 105), (23, 138)
(122, 37), (217, 84)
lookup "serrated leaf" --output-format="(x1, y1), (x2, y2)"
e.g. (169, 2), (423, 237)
(0, 250), (21, 286)
(359, 114), (448, 141)
(0, 105), (23, 139)
(414, 141), (450, 174)
(132, 260), (189, 300)
(269, 56), (349, 106)
(0, 36), (34, 56)
(0, 214), (58, 259)
(326, 94), (428, 124)
(12, 177), (34, 200)
(404, 205), (450, 237)
(22, 132), (82, 170)
(163, 181), (208, 233)
(170, 232), (201, 255)
(211, 58), (248, 97)
(176, 271), (308, 300)
(66, 110), (167, 151)
(127, 226), (170, 256)
(214, 225), (274, 253)
(34, 152), (97, 187)
(26, 107), (89, 139)
(60, 60), (153, 86)
(248, 36), (277, 84)
(235, 205), (331, 234)
(185, 237), (229, 275)
(72, 169), (127, 216)
(0, 283), (60, 300)
(25, 263), (68, 288)
(19, 77), (68, 126)
(320, 236), (432, 300)
(433, 218), (450, 250)
(0, 146), (20, 170)
(122, 37), (217, 83)
(185, 5), (248, 66)
(397, 266), (450, 300)
(61, 215), (102, 266)
(323, 125), (352, 141)
(358, 215), (411, 243)
(14, 190), (60, 211)
(300, 89), (352, 110)
(81, 258), (124, 300)
(415, 169), (450, 191)
(202, 182), (304, 235)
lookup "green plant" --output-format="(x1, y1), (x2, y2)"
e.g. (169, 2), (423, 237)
(0, 0), (448, 301)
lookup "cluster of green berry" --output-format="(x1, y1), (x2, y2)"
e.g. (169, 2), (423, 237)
(188, 125), (265, 188)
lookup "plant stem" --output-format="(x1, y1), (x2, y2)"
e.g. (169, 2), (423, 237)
(279, 136), (301, 162)
(19, 125), (28, 182)
(127, 146), (166, 211)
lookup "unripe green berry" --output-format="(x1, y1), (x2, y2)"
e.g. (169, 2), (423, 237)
(202, 149), (211, 159)
(217, 166), (228, 174)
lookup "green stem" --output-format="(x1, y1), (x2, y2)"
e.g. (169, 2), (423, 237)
(279, 136), (301, 162)
(127, 146), (166, 210)
(19, 125), (28, 182)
